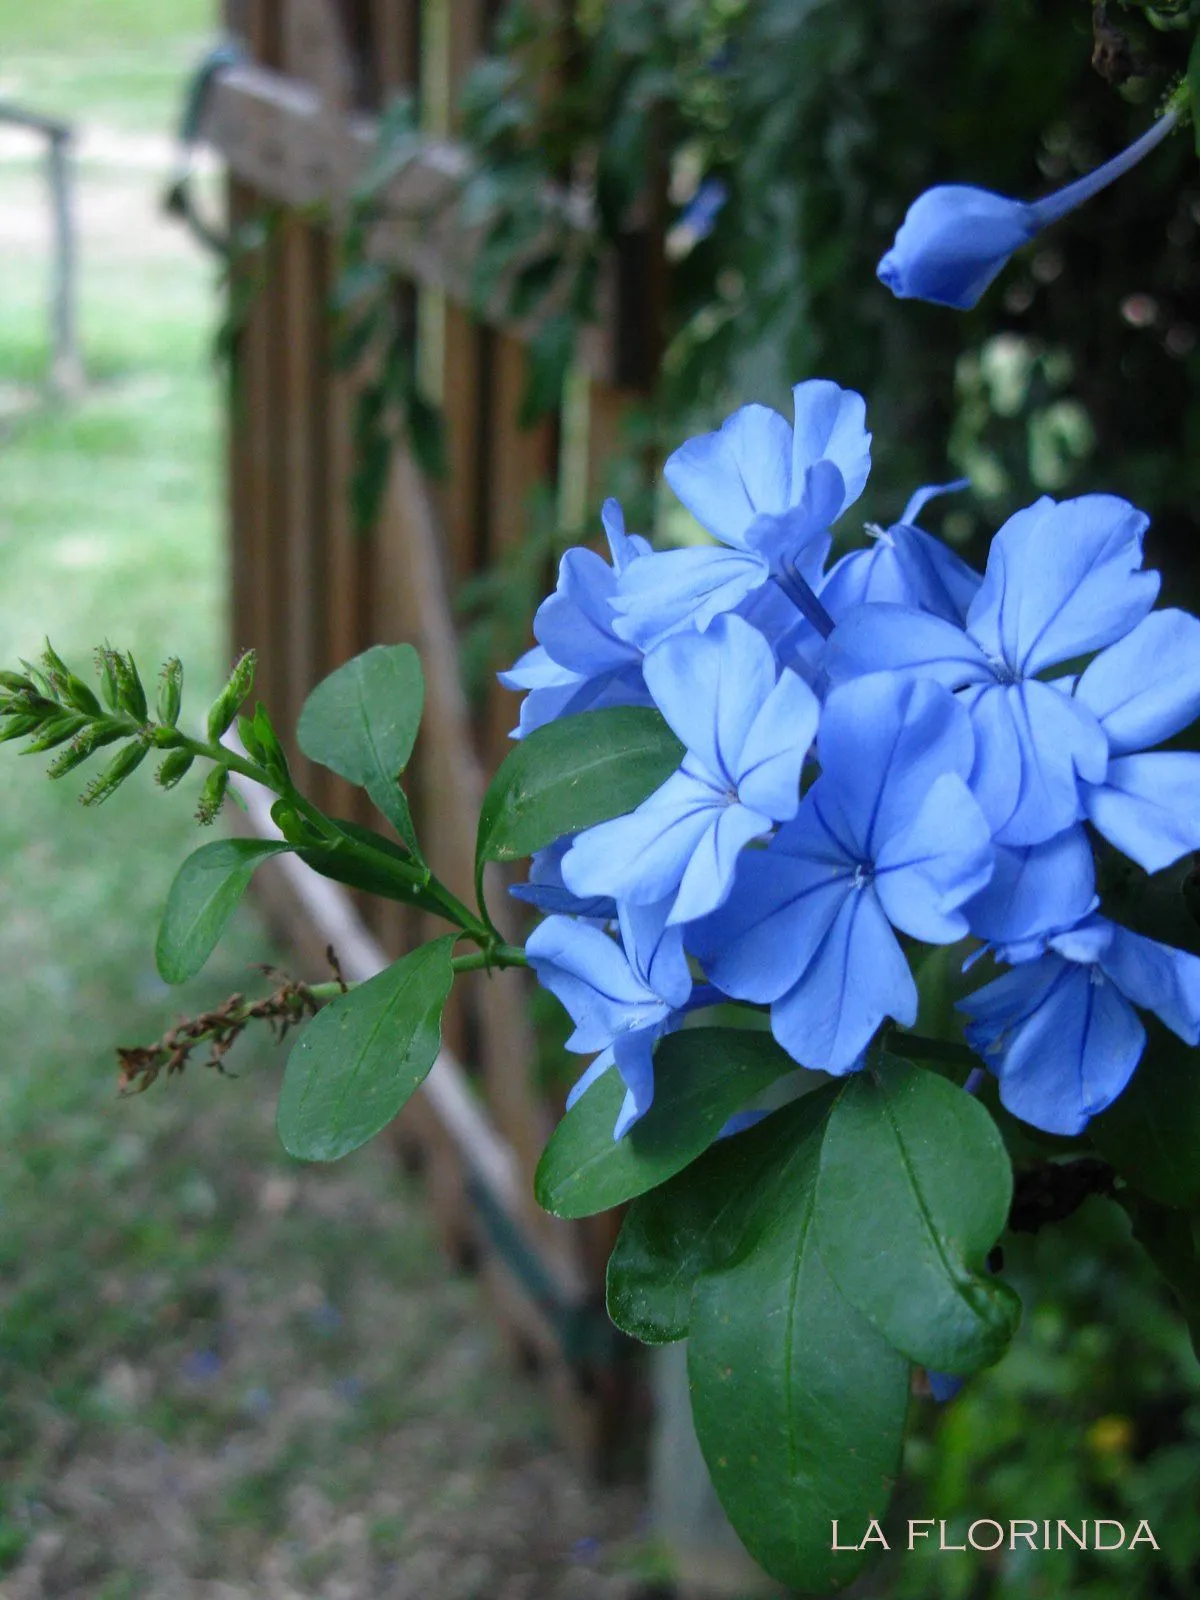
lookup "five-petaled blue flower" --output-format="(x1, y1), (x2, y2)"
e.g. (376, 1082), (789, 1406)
(525, 899), (699, 1138)
(960, 915), (1200, 1135)
(500, 499), (651, 737)
(562, 614), (819, 925)
(609, 380), (871, 649)
(827, 494), (1159, 845)
(691, 674), (994, 1073)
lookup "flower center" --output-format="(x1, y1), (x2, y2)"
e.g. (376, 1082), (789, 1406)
(987, 654), (1021, 686)
(851, 861), (874, 890)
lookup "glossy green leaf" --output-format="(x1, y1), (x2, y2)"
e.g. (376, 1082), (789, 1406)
(814, 1053), (1020, 1375)
(1189, 33), (1200, 159)
(688, 1095), (910, 1592)
(156, 838), (294, 984)
(474, 705), (683, 908)
(1092, 1018), (1200, 1208)
(296, 645), (425, 842)
(607, 1086), (838, 1343)
(277, 936), (455, 1162)
(534, 1027), (795, 1220)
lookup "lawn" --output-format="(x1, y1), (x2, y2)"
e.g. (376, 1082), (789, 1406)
(0, 9), (654, 1597)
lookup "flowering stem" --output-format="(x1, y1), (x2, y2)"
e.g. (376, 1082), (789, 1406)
(175, 729), (495, 944)
(1028, 107), (1179, 229)
(774, 561), (836, 639)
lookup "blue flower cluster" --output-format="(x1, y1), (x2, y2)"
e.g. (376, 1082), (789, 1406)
(504, 381), (1200, 1140)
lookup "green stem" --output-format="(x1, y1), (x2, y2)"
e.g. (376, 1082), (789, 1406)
(452, 943), (528, 974)
(177, 729), (493, 943)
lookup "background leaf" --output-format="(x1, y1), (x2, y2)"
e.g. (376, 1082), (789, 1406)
(1092, 1020), (1200, 1208)
(277, 936), (456, 1163)
(814, 1054), (1020, 1375)
(534, 1027), (796, 1219)
(156, 838), (293, 984)
(687, 1094), (910, 1592)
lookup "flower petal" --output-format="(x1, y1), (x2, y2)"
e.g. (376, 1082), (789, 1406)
(733, 667), (819, 819)
(964, 825), (1097, 946)
(526, 916), (665, 1052)
(966, 494), (1157, 677)
(664, 403), (793, 546)
(561, 769), (723, 907)
(618, 898), (692, 1008)
(609, 545), (770, 649)
(873, 773), (994, 943)
(612, 1029), (659, 1137)
(669, 800), (774, 925)
(968, 680), (1106, 846)
(601, 497), (651, 573)
(818, 676), (975, 859)
(789, 380), (871, 514)
(1074, 609), (1200, 755)
(962, 956), (1144, 1135)
(825, 603), (993, 690)
(534, 547), (633, 674)
(770, 887), (917, 1073)
(1100, 922), (1200, 1046)
(642, 614), (778, 788)
(1085, 752), (1200, 874)
(688, 815), (851, 1002)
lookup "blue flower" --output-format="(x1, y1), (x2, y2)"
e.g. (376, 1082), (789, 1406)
(609, 381), (871, 649)
(827, 494), (1159, 845)
(562, 614), (819, 925)
(819, 480), (981, 626)
(879, 111), (1178, 310)
(1069, 609), (1200, 873)
(500, 500), (652, 737)
(526, 900), (694, 1138)
(691, 674), (994, 1073)
(959, 914), (1200, 1135)
(510, 838), (617, 922)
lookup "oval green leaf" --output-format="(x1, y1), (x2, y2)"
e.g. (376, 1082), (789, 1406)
(607, 1086), (838, 1344)
(814, 1053), (1020, 1375)
(277, 936), (456, 1163)
(474, 705), (683, 906)
(296, 644), (424, 841)
(535, 1027), (796, 1220)
(156, 838), (294, 984)
(687, 1096), (910, 1593)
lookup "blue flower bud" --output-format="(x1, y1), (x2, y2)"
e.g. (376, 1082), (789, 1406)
(879, 109), (1178, 311)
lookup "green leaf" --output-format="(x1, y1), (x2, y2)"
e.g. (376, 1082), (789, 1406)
(296, 645), (425, 842)
(1092, 1018), (1200, 1208)
(475, 705), (683, 909)
(277, 936), (456, 1162)
(687, 1095), (910, 1592)
(1120, 1192), (1200, 1360)
(534, 1027), (795, 1220)
(814, 1053), (1020, 1375)
(156, 838), (294, 984)
(607, 1087), (838, 1343)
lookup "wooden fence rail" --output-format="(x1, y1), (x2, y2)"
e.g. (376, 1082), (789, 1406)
(210, 0), (655, 1469)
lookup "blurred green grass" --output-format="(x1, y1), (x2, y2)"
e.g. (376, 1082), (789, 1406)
(0, 0), (214, 130)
